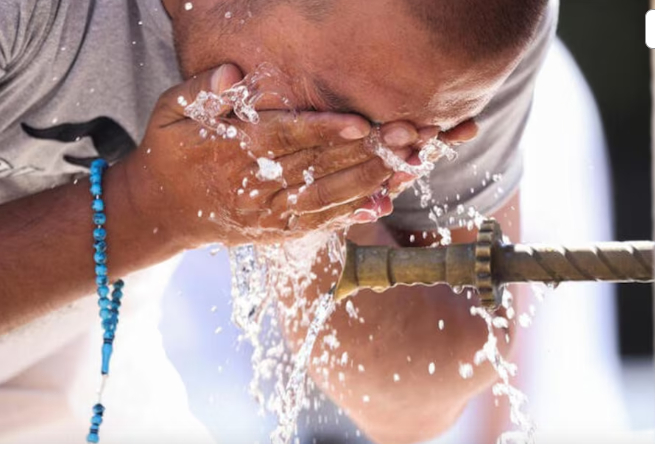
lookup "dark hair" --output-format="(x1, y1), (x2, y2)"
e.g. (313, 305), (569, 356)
(402, 0), (549, 61)
(210, 0), (548, 60)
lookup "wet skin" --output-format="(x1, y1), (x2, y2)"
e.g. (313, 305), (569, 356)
(163, 0), (532, 442)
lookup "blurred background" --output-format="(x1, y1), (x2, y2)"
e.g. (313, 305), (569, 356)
(557, 0), (653, 431)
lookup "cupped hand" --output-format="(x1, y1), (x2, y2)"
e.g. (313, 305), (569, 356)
(122, 64), (421, 248)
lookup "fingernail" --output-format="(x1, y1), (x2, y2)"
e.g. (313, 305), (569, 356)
(211, 66), (229, 92)
(391, 171), (417, 185)
(383, 128), (412, 147)
(340, 126), (367, 140)
(351, 209), (378, 223)
(391, 148), (412, 161)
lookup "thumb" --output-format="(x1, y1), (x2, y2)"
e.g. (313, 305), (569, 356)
(155, 64), (244, 125)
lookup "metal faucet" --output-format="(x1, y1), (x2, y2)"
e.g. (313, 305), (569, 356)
(334, 220), (654, 309)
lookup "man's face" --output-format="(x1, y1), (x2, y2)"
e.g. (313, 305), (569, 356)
(172, 0), (524, 131)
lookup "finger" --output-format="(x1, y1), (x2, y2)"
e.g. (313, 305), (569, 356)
(271, 157), (393, 214)
(258, 194), (393, 232)
(155, 64), (244, 127)
(244, 111), (371, 158)
(262, 123), (417, 187)
(416, 126), (441, 145)
(380, 121), (419, 147)
(295, 195), (394, 231)
(440, 119), (478, 145)
(238, 139), (411, 195)
(270, 140), (375, 186)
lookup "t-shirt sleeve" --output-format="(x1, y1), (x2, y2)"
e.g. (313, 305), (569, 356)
(383, 0), (559, 232)
(0, 0), (55, 82)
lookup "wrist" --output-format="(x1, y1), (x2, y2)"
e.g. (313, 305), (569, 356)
(103, 159), (185, 270)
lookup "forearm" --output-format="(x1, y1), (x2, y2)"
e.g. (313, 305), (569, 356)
(0, 161), (183, 335)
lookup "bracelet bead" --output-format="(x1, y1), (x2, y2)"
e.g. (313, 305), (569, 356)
(93, 213), (106, 226)
(101, 343), (113, 374)
(92, 199), (104, 212)
(96, 275), (108, 286)
(95, 264), (108, 276)
(93, 228), (107, 241)
(94, 241), (107, 253)
(90, 159), (108, 170)
(97, 285), (109, 297)
(94, 252), (107, 265)
(89, 174), (102, 185)
(90, 184), (102, 196)
(98, 298), (111, 308)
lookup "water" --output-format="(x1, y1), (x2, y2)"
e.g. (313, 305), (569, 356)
(270, 294), (336, 443)
(469, 290), (535, 444)
(185, 67), (338, 442)
(366, 127), (457, 178)
(256, 157), (284, 182)
(185, 62), (533, 443)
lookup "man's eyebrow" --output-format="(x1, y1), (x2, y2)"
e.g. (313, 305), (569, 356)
(313, 77), (360, 115)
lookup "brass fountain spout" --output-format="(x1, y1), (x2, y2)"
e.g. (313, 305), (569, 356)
(334, 220), (654, 309)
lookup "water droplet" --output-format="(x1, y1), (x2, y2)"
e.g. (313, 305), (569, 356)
(256, 157), (283, 181)
(459, 363), (474, 379)
(428, 362), (436, 375)
(303, 167), (315, 185)
(345, 300), (358, 319)
(184, 2), (193, 10)
(518, 313), (532, 328)
(226, 125), (238, 139)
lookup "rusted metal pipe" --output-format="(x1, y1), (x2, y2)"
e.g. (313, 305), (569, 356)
(334, 220), (654, 309)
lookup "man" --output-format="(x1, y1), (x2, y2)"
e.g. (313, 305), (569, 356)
(0, 0), (556, 443)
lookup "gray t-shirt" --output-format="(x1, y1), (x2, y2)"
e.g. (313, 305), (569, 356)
(0, 0), (558, 229)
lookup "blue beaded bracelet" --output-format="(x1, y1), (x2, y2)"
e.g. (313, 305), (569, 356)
(86, 159), (125, 444)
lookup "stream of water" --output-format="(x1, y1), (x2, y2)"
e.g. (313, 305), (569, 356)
(185, 64), (536, 443)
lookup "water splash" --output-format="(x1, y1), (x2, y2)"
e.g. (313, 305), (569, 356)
(186, 62), (532, 444)
(366, 127), (457, 178)
(469, 290), (536, 444)
(270, 293), (336, 443)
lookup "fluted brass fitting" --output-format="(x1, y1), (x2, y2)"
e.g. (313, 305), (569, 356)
(334, 219), (654, 309)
